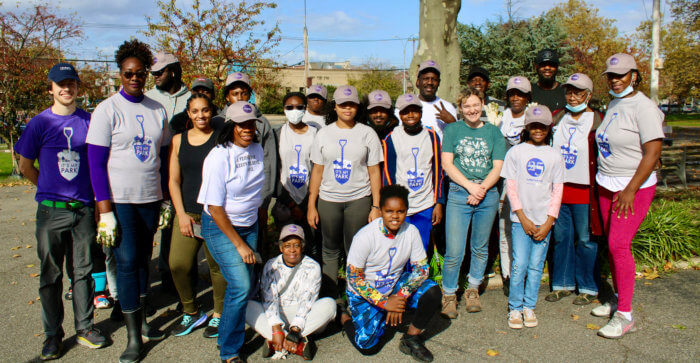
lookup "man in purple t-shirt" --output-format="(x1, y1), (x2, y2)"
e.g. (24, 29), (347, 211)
(14, 63), (108, 360)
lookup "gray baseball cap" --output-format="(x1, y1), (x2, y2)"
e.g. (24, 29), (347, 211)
(333, 85), (359, 104)
(279, 224), (305, 242)
(151, 52), (179, 72)
(417, 60), (440, 75)
(367, 90), (392, 110)
(191, 77), (215, 92)
(225, 101), (261, 123)
(603, 53), (638, 75)
(306, 84), (328, 100)
(506, 76), (532, 94)
(225, 72), (251, 88)
(564, 73), (593, 92)
(395, 94), (422, 112)
(525, 105), (553, 126)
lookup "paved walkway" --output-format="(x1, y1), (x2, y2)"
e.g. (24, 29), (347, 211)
(1, 184), (698, 362)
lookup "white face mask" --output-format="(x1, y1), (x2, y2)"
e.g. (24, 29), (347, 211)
(284, 109), (305, 124)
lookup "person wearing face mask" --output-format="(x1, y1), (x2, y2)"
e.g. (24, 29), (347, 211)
(591, 54), (663, 339)
(382, 94), (444, 253)
(365, 90), (398, 140)
(273, 92), (320, 260)
(531, 49), (566, 112)
(546, 73), (604, 307)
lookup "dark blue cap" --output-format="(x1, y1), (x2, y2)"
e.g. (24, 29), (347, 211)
(48, 63), (80, 83)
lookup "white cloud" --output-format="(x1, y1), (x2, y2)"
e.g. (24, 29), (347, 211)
(308, 10), (366, 35)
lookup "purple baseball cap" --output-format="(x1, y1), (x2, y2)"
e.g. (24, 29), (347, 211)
(564, 73), (593, 92)
(151, 52), (179, 72)
(333, 85), (359, 105)
(395, 94), (422, 112)
(306, 84), (328, 100)
(506, 76), (532, 94)
(367, 90), (392, 110)
(417, 60), (440, 76)
(525, 105), (553, 126)
(225, 72), (251, 88)
(225, 101), (261, 123)
(279, 224), (305, 242)
(603, 53), (637, 75)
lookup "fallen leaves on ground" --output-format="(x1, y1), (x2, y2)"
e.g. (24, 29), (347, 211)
(25, 244), (32, 248)
(34, 333), (43, 337)
(29, 273), (39, 278)
(10, 246), (21, 250)
(663, 261), (674, 271)
(671, 324), (686, 330)
(12, 254), (20, 258)
(26, 264), (35, 268)
(486, 349), (499, 357)
(586, 323), (601, 330)
(496, 330), (507, 334)
(571, 314), (580, 321)
(644, 282), (653, 285)
(28, 300), (34, 305)
(10, 281), (17, 285)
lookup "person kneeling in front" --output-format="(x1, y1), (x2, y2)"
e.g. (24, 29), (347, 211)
(246, 224), (336, 360)
(340, 185), (442, 362)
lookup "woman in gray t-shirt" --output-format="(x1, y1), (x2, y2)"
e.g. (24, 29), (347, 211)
(307, 85), (384, 293)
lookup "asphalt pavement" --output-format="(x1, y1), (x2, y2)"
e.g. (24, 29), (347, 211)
(1, 184), (698, 362)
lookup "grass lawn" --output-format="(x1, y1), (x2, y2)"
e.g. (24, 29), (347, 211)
(0, 150), (14, 178)
(666, 113), (700, 127)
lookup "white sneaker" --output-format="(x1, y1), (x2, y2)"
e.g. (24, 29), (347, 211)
(508, 310), (523, 329)
(598, 312), (637, 339)
(591, 301), (617, 318)
(523, 307), (538, 328)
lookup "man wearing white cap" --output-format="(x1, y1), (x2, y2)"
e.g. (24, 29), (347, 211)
(145, 52), (191, 124)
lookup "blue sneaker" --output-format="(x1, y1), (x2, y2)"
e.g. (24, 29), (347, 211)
(172, 310), (207, 337)
(203, 316), (220, 338)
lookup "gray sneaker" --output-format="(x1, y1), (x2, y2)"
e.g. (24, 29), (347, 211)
(598, 312), (637, 339)
(523, 307), (538, 328)
(591, 301), (617, 318)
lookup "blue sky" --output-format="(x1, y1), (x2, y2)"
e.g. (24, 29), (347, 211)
(4, 0), (661, 69)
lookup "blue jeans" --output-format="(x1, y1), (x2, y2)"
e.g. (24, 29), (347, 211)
(112, 202), (159, 312)
(551, 203), (599, 295)
(508, 223), (550, 311)
(443, 183), (499, 295)
(202, 212), (257, 361)
(406, 206), (434, 252)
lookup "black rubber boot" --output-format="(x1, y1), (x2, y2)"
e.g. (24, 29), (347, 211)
(119, 309), (143, 363)
(139, 296), (165, 342)
(111, 300), (124, 322)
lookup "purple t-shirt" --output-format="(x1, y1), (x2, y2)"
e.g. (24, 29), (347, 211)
(14, 108), (94, 204)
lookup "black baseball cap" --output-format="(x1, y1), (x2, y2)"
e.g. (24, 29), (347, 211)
(467, 66), (490, 82)
(48, 63), (80, 83)
(535, 49), (560, 65)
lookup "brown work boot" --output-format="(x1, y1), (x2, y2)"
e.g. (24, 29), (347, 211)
(464, 288), (482, 313)
(441, 294), (458, 319)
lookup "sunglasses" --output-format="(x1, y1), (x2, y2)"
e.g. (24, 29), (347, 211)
(122, 71), (148, 80)
(284, 105), (305, 111)
(151, 69), (165, 77)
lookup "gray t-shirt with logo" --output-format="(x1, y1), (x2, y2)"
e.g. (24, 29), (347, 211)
(310, 122), (383, 203)
(390, 127), (435, 215)
(595, 92), (664, 177)
(279, 123), (317, 204)
(501, 143), (564, 225)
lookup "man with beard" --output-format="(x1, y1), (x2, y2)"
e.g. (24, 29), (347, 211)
(531, 49), (566, 111)
(302, 84), (328, 129)
(366, 89), (398, 140)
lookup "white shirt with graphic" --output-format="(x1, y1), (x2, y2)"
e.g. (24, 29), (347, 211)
(390, 127), (435, 215)
(86, 93), (170, 203)
(279, 124), (317, 204)
(552, 112), (593, 184)
(499, 109), (526, 146)
(310, 122), (383, 203)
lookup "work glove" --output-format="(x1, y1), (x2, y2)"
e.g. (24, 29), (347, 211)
(158, 201), (173, 230)
(97, 211), (118, 247)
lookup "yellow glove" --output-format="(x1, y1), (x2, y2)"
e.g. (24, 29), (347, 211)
(158, 201), (173, 230)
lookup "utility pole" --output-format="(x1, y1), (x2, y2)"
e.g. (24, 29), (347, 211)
(303, 0), (310, 88)
(650, 0), (661, 104)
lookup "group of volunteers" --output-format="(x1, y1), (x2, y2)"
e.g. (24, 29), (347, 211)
(16, 37), (663, 363)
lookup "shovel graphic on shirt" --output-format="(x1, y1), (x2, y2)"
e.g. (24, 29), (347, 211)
(597, 113), (617, 159)
(57, 127), (80, 181)
(332, 139), (352, 184)
(289, 144), (308, 189)
(132, 115), (152, 162)
(560, 127), (579, 169)
(407, 147), (425, 191)
(374, 247), (397, 294)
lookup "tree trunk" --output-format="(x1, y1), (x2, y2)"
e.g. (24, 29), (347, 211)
(410, 0), (462, 104)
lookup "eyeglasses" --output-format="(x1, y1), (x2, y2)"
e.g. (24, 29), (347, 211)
(284, 105), (305, 111)
(122, 71), (148, 80)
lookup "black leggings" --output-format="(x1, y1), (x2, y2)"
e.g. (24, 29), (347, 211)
(343, 285), (442, 355)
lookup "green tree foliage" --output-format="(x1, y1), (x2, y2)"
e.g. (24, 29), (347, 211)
(457, 16), (571, 100)
(347, 59), (403, 100)
(0, 3), (82, 173)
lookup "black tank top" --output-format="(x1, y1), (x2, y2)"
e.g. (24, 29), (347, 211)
(179, 129), (218, 214)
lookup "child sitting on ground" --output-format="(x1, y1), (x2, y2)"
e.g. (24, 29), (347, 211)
(340, 185), (442, 362)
